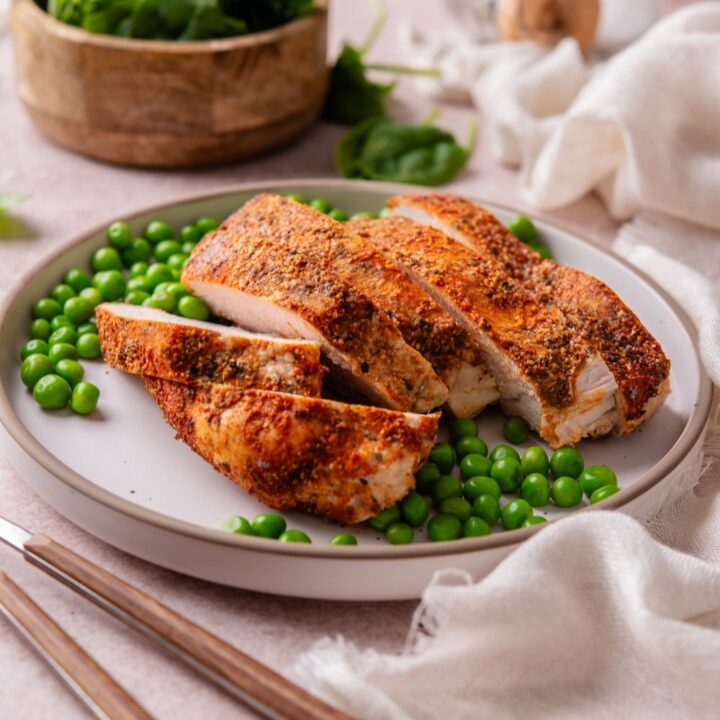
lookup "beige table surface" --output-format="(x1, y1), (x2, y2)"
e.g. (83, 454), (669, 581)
(0, 1), (697, 718)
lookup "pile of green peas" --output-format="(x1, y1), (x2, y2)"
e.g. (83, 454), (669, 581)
(367, 414), (620, 544)
(21, 215), (218, 413)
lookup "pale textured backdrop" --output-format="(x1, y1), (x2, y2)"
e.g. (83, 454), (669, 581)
(0, 1), (707, 718)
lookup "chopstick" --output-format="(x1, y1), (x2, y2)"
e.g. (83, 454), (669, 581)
(0, 571), (153, 720)
(20, 534), (351, 720)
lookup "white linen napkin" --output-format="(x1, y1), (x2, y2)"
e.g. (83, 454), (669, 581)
(293, 5), (720, 717)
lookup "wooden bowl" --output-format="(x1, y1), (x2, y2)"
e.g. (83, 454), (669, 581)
(11, 0), (328, 168)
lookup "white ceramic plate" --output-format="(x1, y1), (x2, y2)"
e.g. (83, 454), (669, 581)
(0, 180), (712, 600)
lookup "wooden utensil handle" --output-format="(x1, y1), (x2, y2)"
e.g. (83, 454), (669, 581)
(0, 571), (153, 720)
(25, 535), (350, 720)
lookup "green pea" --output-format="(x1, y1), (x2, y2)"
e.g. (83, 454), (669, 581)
(33, 374), (72, 409)
(460, 453), (492, 480)
(170, 269), (182, 281)
(77, 333), (102, 360)
(329, 533), (358, 546)
(439, 497), (473, 522)
(349, 212), (377, 220)
(32, 298), (62, 321)
(70, 381), (99, 415)
(50, 315), (75, 332)
(154, 240), (182, 263)
(180, 225), (202, 245)
(144, 220), (174, 244)
(520, 446), (550, 477)
(526, 242), (552, 259)
(501, 498), (533, 530)
(48, 343), (78, 363)
(415, 462), (441, 495)
(20, 355), (54, 389)
(106, 221), (133, 250)
(63, 297), (95, 324)
(386, 522), (413, 545)
(427, 513), (462, 542)
(590, 485), (621, 504)
(127, 276), (153, 294)
(220, 515), (253, 534)
(579, 465), (617, 498)
(309, 198), (332, 214)
(463, 516), (491, 537)
(279, 529), (312, 543)
(503, 415), (529, 444)
(251, 513), (287, 539)
(177, 295), (210, 321)
(379, 207), (392, 218)
(550, 448), (584, 479)
(195, 217), (218, 235)
(430, 475), (463, 507)
(145, 290), (177, 313)
(48, 326), (77, 346)
(77, 322), (97, 336)
(522, 516), (547, 527)
(181, 241), (197, 256)
(165, 282), (189, 300)
(130, 261), (149, 278)
(472, 494), (501, 525)
(368, 505), (401, 531)
(551, 476), (583, 508)
(54, 358), (84, 387)
(507, 215), (538, 243)
(449, 417), (477, 443)
(489, 444), (520, 462)
(79, 287), (103, 307)
(91, 247), (123, 272)
(490, 457), (522, 492)
(64, 269), (93, 293)
(50, 284), (76, 307)
(519, 473), (551, 506)
(167, 253), (189, 273)
(428, 442), (454, 474)
(328, 208), (348, 221)
(455, 436), (488, 460)
(125, 290), (150, 306)
(400, 491), (429, 527)
(30, 318), (51, 341)
(463, 476), (501, 502)
(285, 193), (305, 204)
(146, 263), (173, 289)
(92, 271), (126, 302)
(21, 339), (49, 360)
(122, 238), (153, 266)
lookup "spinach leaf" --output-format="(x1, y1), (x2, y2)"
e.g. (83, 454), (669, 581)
(322, 44), (393, 125)
(81, 0), (133, 35)
(47, 0), (84, 26)
(335, 119), (474, 186)
(181, 0), (248, 40)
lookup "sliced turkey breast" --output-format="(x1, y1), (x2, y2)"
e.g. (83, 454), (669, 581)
(389, 193), (671, 432)
(181, 194), (447, 413)
(144, 378), (439, 524)
(352, 217), (618, 448)
(96, 303), (325, 396)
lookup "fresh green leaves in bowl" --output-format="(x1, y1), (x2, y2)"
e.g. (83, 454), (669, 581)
(335, 117), (476, 186)
(41, 0), (315, 41)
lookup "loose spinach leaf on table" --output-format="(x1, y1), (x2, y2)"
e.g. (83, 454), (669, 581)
(335, 119), (474, 186)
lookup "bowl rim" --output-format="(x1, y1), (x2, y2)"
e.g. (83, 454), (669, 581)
(0, 178), (713, 560)
(14, 0), (327, 53)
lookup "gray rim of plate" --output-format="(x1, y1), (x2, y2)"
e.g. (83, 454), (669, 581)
(0, 179), (714, 559)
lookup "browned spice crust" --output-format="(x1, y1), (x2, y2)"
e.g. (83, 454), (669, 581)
(350, 216), (591, 409)
(96, 304), (325, 397)
(182, 194), (446, 413)
(390, 193), (671, 425)
(145, 378), (439, 524)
